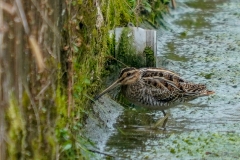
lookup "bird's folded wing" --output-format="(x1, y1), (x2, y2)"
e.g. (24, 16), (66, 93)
(142, 76), (183, 101)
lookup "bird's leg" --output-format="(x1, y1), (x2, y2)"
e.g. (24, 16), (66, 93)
(152, 110), (169, 129)
(161, 110), (169, 128)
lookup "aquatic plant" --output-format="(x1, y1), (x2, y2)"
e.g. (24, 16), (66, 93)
(127, 0), (169, 28)
(158, 131), (240, 159)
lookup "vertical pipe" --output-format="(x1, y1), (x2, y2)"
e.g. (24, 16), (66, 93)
(171, 0), (176, 9)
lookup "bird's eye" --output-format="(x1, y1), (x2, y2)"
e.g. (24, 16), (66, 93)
(127, 72), (131, 76)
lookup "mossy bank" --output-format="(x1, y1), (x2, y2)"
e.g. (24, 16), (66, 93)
(2, 0), (169, 159)
(61, 0), (168, 159)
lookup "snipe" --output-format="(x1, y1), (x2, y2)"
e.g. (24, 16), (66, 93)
(95, 67), (214, 128)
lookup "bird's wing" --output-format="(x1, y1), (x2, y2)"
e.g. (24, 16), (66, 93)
(141, 76), (183, 102)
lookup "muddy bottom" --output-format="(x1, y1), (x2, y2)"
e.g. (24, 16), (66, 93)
(91, 0), (240, 159)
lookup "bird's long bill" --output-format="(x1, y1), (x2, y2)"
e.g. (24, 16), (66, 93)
(94, 79), (121, 100)
(200, 90), (215, 97)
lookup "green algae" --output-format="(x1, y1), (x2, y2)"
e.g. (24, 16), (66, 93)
(158, 131), (240, 159)
(175, 15), (211, 29)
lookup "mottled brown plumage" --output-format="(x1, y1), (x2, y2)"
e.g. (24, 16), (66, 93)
(95, 67), (214, 128)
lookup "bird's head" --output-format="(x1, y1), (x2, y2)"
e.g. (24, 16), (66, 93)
(118, 67), (140, 85)
(94, 67), (140, 100)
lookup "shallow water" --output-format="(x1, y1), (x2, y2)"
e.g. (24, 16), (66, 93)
(89, 0), (240, 159)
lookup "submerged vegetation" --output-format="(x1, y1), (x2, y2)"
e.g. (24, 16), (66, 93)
(158, 131), (240, 159)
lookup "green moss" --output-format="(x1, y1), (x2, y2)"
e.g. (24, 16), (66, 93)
(56, 0), (168, 159)
(6, 91), (60, 159)
(56, 0), (141, 158)
(102, 0), (139, 28)
(144, 46), (155, 67)
(6, 97), (27, 160)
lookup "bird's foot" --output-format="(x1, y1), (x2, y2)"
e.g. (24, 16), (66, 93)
(151, 113), (170, 129)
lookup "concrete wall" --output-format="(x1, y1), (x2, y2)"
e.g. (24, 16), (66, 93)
(114, 27), (157, 67)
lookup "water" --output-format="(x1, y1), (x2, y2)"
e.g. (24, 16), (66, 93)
(89, 0), (240, 159)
